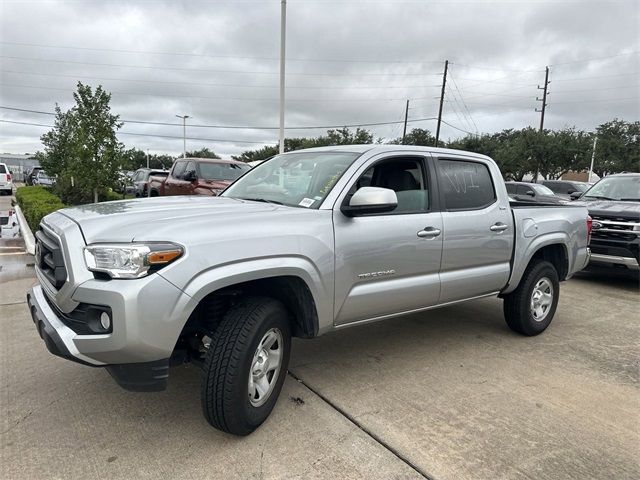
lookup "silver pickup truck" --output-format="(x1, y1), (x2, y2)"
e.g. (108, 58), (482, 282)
(27, 145), (591, 435)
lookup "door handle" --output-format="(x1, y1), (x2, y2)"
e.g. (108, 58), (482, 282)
(417, 227), (441, 238)
(490, 223), (509, 232)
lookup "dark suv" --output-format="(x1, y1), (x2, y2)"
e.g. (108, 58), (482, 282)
(541, 180), (590, 200)
(576, 173), (640, 271)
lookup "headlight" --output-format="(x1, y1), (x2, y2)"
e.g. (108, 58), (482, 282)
(84, 243), (183, 279)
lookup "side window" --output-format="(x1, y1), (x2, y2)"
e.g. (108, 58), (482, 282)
(438, 159), (496, 210)
(172, 161), (186, 179)
(516, 184), (530, 195)
(505, 183), (517, 195)
(354, 157), (429, 214)
(184, 161), (197, 179)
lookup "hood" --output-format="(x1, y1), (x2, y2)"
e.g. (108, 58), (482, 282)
(575, 198), (640, 220)
(56, 196), (279, 243)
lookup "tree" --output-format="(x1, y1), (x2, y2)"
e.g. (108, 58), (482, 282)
(40, 82), (126, 204)
(124, 149), (175, 170)
(185, 147), (220, 159)
(593, 119), (640, 177)
(390, 128), (435, 146)
(232, 127), (374, 162)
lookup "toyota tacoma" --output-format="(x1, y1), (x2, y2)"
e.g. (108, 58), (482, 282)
(27, 145), (591, 435)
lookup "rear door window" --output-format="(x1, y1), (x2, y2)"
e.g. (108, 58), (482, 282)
(0, 164), (6, 174)
(437, 159), (496, 210)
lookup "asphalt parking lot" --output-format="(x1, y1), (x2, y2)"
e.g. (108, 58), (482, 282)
(1, 248), (639, 479)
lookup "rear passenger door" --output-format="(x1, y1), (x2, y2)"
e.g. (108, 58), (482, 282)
(435, 156), (513, 303)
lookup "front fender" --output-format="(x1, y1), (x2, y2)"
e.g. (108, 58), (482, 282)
(162, 256), (334, 339)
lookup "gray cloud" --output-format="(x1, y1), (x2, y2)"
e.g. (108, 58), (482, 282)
(1, 0), (638, 157)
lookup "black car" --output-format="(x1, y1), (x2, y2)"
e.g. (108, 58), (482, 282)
(25, 166), (42, 186)
(541, 180), (591, 200)
(505, 182), (565, 204)
(575, 173), (640, 272)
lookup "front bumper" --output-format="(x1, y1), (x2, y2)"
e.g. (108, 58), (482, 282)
(26, 273), (188, 391)
(589, 253), (639, 270)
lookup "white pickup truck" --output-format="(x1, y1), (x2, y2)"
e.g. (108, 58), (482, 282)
(27, 145), (591, 435)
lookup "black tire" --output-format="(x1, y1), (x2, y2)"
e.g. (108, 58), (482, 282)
(201, 296), (291, 436)
(503, 260), (560, 336)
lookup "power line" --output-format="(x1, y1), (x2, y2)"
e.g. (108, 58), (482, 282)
(549, 51), (639, 66)
(0, 55), (442, 78)
(0, 83), (437, 103)
(0, 69), (441, 91)
(447, 70), (479, 134)
(0, 41), (446, 65)
(0, 105), (438, 130)
(0, 119), (270, 144)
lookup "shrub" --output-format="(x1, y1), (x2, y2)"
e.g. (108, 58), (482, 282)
(15, 186), (66, 232)
(102, 189), (126, 202)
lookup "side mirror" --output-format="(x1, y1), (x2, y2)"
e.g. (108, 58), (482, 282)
(569, 191), (582, 200)
(525, 190), (535, 197)
(184, 170), (197, 182)
(341, 187), (397, 217)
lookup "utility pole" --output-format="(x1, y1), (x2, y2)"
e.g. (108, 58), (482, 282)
(146, 149), (149, 168)
(536, 66), (550, 132)
(278, 0), (287, 154)
(402, 99), (409, 144)
(435, 59), (448, 147)
(588, 136), (598, 183)
(175, 115), (190, 158)
(533, 66), (550, 181)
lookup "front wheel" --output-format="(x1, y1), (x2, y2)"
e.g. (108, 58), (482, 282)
(503, 260), (559, 336)
(201, 297), (291, 436)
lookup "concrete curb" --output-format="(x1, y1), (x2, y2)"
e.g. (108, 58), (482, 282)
(14, 204), (35, 255)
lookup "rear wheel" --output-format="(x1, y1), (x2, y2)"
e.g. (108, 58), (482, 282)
(201, 297), (291, 436)
(503, 260), (559, 336)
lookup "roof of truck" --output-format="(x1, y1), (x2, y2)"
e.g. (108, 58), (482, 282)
(286, 144), (492, 161)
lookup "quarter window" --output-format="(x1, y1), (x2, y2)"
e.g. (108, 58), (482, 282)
(438, 159), (496, 210)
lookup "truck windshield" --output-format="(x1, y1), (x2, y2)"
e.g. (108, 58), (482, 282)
(583, 176), (640, 201)
(199, 162), (250, 181)
(222, 152), (361, 208)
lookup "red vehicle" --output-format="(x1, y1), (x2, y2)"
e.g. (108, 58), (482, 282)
(148, 157), (250, 197)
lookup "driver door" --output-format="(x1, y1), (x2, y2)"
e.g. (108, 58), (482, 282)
(333, 154), (443, 326)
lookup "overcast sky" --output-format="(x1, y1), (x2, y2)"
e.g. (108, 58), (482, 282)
(0, 0), (638, 158)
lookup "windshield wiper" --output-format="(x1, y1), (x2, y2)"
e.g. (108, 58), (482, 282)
(237, 197), (284, 205)
(619, 198), (640, 202)
(583, 195), (615, 201)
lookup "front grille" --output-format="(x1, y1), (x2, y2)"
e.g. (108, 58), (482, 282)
(35, 228), (67, 289)
(591, 216), (640, 242)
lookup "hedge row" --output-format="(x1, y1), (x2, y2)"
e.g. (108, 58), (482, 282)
(15, 186), (66, 232)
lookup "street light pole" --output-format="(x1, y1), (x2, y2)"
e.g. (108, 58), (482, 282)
(278, 0), (287, 154)
(175, 115), (190, 158)
(588, 136), (598, 183)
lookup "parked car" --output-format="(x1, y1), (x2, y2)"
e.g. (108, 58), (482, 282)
(505, 181), (566, 204)
(0, 209), (19, 238)
(0, 163), (13, 195)
(25, 166), (42, 186)
(27, 145), (590, 436)
(33, 170), (55, 187)
(573, 173), (640, 271)
(130, 168), (169, 197)
(149, 157), (250, 196)
(541, 180), (590, 200)
(115, 171), (135, 194)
